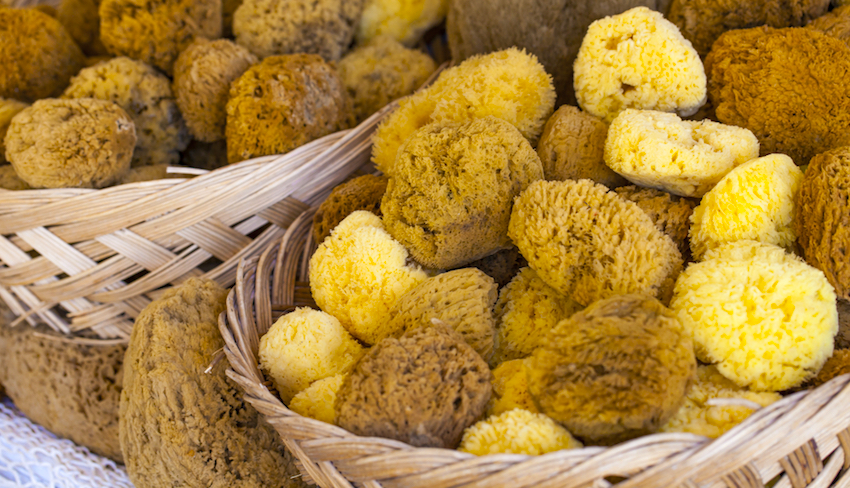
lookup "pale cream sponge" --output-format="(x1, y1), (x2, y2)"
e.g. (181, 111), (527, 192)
(258, 308), (364, 403)
(459, 409), (582, 456)
(604, 109), (759, 197)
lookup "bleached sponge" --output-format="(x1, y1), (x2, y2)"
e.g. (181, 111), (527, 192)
(491, 267), (582, 367)
(660, 365), (781, 439)
(371, 48), (555, 175)
(487, 359), (538, 417)
(459, 409), (582, 456)
(309, 210), (428, 345)
(259, 308), (364, 403)
(671, 241), (838, 391)
(690, 154), (803, 260)
(357, 0), (448, 46)
(289, 374), (346, 424)
(574, 7), (706, 123)
(604, 109), (759, 197)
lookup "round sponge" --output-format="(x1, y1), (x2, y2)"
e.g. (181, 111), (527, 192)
(357, 0), (447, 46)
(689, 154), (803, 261)
(671, 240), (838, 391)
(312, 174), (388, 246)
(614, 185), (697, 261)
(0, 98), (29, 165)
(288, 373), (346, 425)
(259, 307), (365, 403)
(486, 358), (538, 417)
(458, 409), (582, 456)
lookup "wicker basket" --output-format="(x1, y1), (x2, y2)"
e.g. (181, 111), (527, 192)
(219, 123), (850, 488)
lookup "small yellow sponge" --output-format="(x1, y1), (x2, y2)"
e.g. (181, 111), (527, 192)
(459, 408), (582, 456)
(574, 7), (706, 123)
(357, 0), (448, 46)
(371, 48), (555, 175)
(604, 109), (759, 197)
(289, 374), (346, 425)
(309, 210), (429, 345)
(690, 154), (803, 260)
(258, 308), (365, 403)
(660, 365), (781, 439)
(487, 359), (538, 417)
(491, 267), (582, 367)
(671, 241), (838, 391)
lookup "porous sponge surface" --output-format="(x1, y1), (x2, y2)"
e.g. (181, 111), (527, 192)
(486, 358), (538, 417)
(357, 0), (448, 46)
(309, 211), (428, 345)
(671, 240), (838, 391)
(288, 374), (346, 425)
(458, 409), (582, 456)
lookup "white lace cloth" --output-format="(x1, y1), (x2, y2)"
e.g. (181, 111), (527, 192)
(0, 398), (133, 488)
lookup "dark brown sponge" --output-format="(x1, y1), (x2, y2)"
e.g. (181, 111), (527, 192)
(615, 185), (697, 260)
(336, 322), (492, 449)
(465, 247), (526, 288)
(312, 174), (388, 245)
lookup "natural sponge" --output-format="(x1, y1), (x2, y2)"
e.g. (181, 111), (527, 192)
(705, 27), (850, 165)
(491, 267), (583, 368)
(234, 0), (363, 61)
(388, 268), (498, 361)
(795, 147), (850, 301)
(807, 349), (850, 388)
(259, 308), (364, 403)
(466, 248), (525, 288)
(309, 211), (428, 345)
(57, 0), (107, 56)
(668, 0), (829, 57)
(459, 409), (582, 456)
(357, 0), (447, 46)
(536, 105), (627, 188)
(487, 358), (538, 417)
(336, 322), (492, 449)
(338, 35), (436, 123)
(527, 294), (696, 445)
(371, 48), (555, 175)
(312, 174), (388, 245)
(614, 186), (697, 260)
(808, 5), (850, 48)
(63, 57), (190, 167)
(173, 38), (257, 143)
(289, 374), (345, 424)
(0, 98), (29, 164)
(604, 109), (760, 197)
(5, 98), (135, 189)
(573, 7), (706, 123)
(509, 179), (683, 306)
(689, 154), (803, 260)
(382, 116), (543, 269)
(0, 165), (30, 191)
(659, 365), (781, 439)
(99, 0), (221, 75)
(671, 240), (838, 391)
(0, 8), (85, 102)
(226, 54), (352, 164)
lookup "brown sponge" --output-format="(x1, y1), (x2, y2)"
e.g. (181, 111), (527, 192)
(336, 322), (492, 448)
(614, 185), (697, 260)
(465, 247), (526, 288)
(312, 174), (388, 245)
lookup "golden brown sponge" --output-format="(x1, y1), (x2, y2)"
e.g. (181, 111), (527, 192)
(289, 374), (345, 424)
(382, 116), (543, 269)
(120, 278), (305, 488)
(312, 174), (388, 245)
(388, 268), (498, 361)
(527, 294), (696, 445)
(338, 35), (436, 123)
(0, 8), (85, 102)
(668, 0), (829, 57)
(233, 0), (363, 61)
(0, 98), (28, 165)
(536, 105), (627, 188)
(99, 0), (221, 75)
(491, 267), (582, 368)
(509, 179), (683, 307)
(796, 147), (850, 300)
(614, 185), (697, 260)
(573, 7), (706, 123)
(808, 349), (850, 388)
(838, 299), (850, 350)
(6, 98), (135, 189)
(808, 5), (850, 48)
(659, 365), (781, 439)
(336, 322), (492, 449)
(357, 0), (447, 46)
(63, 57), (190, 167)
(705, 27), (850, 165)
(309, 211), (428, 345)
(466, 248), (525, 289)
(173, 38), (257, 143)
(604, 109), (759, 197)
(259, 308), (364, 403)
(0, 165), (30, 190)
(458, 409), (582, 456)
(0, 324), (126, 462)
(371, 48), (555, 175)
(690, 154), (803, 260)
(57, 0), (107, 56)
(671, 240), (838, 391)
(487, 358), (538, 417)
(226, 54), (353, 164)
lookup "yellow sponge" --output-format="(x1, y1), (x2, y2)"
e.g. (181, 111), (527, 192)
(309, 210), (428, 344)
(289, 374), (346, 425)
(258, 308), (364, 403)
(660, 365), (781, 439)
(459, 408), (582, 456)
(357, 0), (448, 46)
(486, 358), (538, 417)
(671, 241), (837, 391)
(690, 154), (803, 260)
